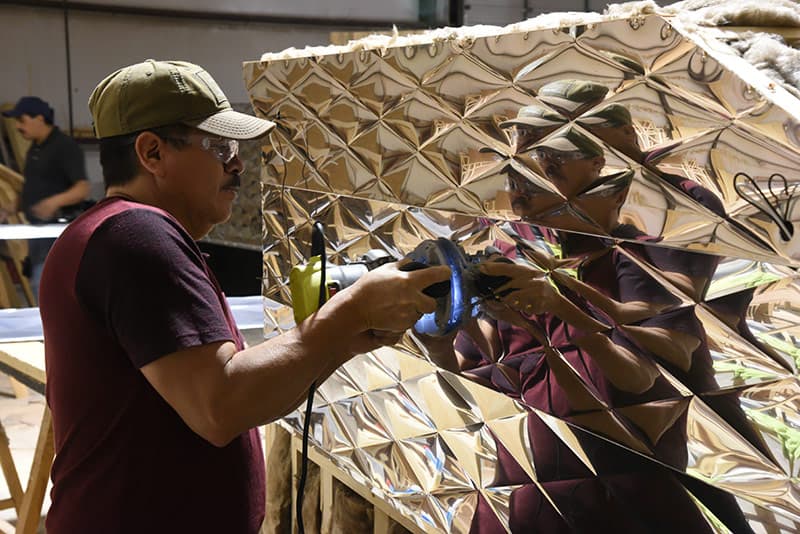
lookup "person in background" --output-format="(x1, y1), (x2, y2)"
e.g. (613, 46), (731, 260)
(38, 59), (450, 534)
(2, 96), (90, 299)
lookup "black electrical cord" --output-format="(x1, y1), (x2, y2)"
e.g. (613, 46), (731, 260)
(296, 221), (326, 534)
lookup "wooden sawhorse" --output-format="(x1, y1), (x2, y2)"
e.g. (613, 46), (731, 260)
(0, 342), (52, 534)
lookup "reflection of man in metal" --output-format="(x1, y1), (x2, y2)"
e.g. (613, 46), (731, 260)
(530, 129), (631, 234)
(446, 94), (759, 531)
(577, 103), (769, 534)
(580, 101), (776, 362)
(498, 104), (566, 222)
(431, 121), (716, 531)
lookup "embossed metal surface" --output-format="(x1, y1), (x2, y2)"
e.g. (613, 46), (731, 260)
(246, 14), (800, 532)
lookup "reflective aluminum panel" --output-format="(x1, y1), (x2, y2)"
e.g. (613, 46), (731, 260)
(247, 13), (800, 533)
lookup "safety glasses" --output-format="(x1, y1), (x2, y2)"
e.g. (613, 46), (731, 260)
(161, 133), (240, 166)
(195, 136), (240, 165)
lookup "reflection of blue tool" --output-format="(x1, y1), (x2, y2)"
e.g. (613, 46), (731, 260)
(404, 240), (514, 335)
(403, 238), (468, 336)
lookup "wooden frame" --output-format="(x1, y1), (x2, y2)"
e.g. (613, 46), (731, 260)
(263, 422), (425, 534)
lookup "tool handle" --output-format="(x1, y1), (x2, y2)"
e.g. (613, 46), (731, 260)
(400, 261), (451, 298)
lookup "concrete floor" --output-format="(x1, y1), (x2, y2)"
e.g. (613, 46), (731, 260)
(0, 374), (48, 533)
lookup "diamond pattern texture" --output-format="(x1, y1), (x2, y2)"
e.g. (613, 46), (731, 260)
(246, 14), (800, 532)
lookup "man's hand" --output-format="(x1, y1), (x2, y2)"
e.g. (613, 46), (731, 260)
(478, 261), (556, 319)
(31, 196), (61, 221)
(343, 260), (451, 353)
(478, 260), (607, 333)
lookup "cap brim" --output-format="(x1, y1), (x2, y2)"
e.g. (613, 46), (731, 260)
(1, 109), (23, 118)
(576, 115), (612, 126)
(186, 109), (275, 140)
(534, 136), (580, 153)
(578, 112), (630, 128)
(578, 169), (634, 196)
(499, 117), (564, 129)
(536, 95), (585, 114)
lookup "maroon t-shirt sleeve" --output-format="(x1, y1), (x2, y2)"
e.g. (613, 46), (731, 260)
(75, 208), (235, 368)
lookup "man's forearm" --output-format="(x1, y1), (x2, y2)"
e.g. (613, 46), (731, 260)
(142, 262), (449, 447)
(213, 292), (364, 443)
(253, 337), (350, 426)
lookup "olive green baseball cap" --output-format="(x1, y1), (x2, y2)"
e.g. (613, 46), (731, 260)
(537, 79), (609, 115)
(89, 59), (275, 139)
(578, 103), (632, 127)
(499, 103), (567, 130)
(534, 128), (604, 159)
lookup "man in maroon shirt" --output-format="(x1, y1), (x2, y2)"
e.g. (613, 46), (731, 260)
(38, 59), (450, 533)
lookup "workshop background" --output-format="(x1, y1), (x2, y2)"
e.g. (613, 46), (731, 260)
(0, 0), (612, 297)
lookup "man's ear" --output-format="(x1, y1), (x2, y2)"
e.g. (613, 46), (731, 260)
(134, 131), (165, 176)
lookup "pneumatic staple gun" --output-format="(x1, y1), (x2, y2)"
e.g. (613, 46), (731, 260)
(289, 237), (512, 336)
